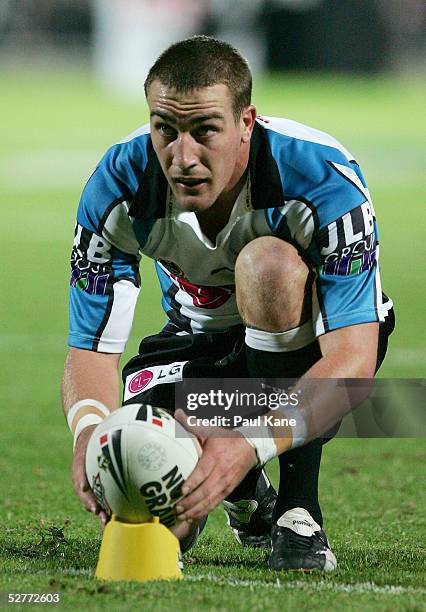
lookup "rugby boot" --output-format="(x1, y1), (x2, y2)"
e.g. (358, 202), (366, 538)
(269, 507), (337, 571)
(222, 470), (276, 548)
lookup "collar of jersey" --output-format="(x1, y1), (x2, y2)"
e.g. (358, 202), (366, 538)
(168, 174), (252, 250)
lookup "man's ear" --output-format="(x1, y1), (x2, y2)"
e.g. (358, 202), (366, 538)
(241, 106), (257, 143)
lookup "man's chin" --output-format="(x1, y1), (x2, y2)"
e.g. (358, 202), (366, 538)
(175, 195), (214, 213)
(170, 183), (216, 212)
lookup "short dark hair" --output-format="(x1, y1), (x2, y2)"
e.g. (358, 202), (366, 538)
(144, 36), (252, 121)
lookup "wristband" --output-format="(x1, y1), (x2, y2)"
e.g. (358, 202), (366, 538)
(236, 405), (308, 463)
(67, 399), (110, 448)
(73, 413), (103, 448)
(235, 420), (277, 466)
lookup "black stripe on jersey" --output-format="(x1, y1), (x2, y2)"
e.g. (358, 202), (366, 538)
(97, 197), (128, 236)
(249, 123), (284, 209)
(326, 160), (371, 211)
(112, 273), (140, 288)
(101, 442), (129, 501)
(373, 275), (378, 319)
(269, 207), (292, 242)
(271, 196), (320, 268)
(92, 290), (115, 351)
(292, 196), (321, 234)
(129, 139), (168, 220)
(166, 283), (194, 334)
(291, 196), (321, 266)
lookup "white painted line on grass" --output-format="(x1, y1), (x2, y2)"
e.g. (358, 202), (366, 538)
(30, 567), (425, 596)
(186, 573), (426, 596)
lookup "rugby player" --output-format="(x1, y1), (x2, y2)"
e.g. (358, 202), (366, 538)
(62, 36), (394, 571)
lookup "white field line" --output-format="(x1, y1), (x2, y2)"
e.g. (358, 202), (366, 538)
(187, 574), (426, 596)
(25, 567), (426, 597)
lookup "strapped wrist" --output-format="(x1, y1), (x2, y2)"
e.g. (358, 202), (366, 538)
(67, 399), (110, 449)
(235, 419), (277, 466)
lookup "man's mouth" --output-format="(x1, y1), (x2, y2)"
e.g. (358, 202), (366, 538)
(174, 177), (208, 188)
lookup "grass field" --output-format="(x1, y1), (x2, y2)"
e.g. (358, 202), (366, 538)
(0, 67), (425, 611)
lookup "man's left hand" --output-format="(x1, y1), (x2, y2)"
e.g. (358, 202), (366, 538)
(174, 409), (258, 520)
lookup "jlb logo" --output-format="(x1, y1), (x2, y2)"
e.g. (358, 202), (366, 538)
(128, 370), (154, 393)
(318, 203), (377, 276)
(320, 202), (374, 256)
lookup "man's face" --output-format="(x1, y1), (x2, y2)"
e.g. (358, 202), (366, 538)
(147, 80), (253, 212)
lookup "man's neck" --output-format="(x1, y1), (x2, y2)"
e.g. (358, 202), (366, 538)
(196, 169), (248, 243)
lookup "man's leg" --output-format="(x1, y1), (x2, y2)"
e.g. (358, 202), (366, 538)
(235, 236), (335, 571)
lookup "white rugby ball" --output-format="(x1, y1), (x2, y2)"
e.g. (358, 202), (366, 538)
(85, 404), (201, 526)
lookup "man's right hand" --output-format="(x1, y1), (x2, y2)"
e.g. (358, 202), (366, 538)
(72, 425), (110, 528)
(62, 348), (120, 528)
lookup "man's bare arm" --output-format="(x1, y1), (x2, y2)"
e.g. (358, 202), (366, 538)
(62, 348), (121, 410)
(308, 322), (378, 378)
(61, 348), (121, 524)
(269, 321), (379, 455)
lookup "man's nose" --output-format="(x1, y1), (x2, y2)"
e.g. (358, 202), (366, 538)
(172, 133), (198, 171)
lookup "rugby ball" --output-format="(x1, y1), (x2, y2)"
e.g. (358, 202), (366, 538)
(85, 404), (201, 526)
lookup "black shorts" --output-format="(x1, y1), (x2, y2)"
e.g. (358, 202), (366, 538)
(122, 308), (395, 417)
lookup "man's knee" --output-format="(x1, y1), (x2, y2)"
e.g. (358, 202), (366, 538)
(236, 237), (306, 286)
(235, 237), (311, 331)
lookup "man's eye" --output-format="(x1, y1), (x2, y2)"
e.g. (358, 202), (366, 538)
(157, 123), (176, 138)
(195, 126), (217, 138)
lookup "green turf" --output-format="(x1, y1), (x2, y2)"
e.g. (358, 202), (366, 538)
(0, 68), (425, 610)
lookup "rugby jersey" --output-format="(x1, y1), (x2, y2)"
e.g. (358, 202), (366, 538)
(68, 116), (392, 352)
